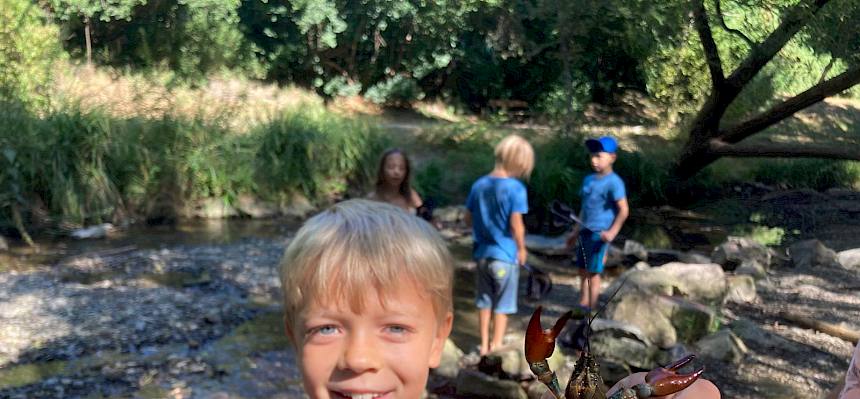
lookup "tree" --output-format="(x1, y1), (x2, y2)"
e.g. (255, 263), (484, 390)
(675, 0), (860, 178)
(47, 0), (144, 64)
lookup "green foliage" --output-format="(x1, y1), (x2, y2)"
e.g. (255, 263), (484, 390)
(364, 75), (425, 107)
(253, 107), (389, 200)
(749, 159), (860, 191)
(732, 224), (785, 247)
(0, 0), (64, 109)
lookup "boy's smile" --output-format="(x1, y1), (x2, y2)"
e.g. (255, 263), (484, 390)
(290, 280), (453, 399)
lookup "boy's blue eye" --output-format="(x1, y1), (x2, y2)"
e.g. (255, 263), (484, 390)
(386, 325), (408, 334)
(317, 325), (338, 335)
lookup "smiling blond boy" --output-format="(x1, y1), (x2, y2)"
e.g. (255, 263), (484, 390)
(279, 199), (454, 399)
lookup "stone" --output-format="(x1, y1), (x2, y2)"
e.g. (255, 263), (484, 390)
(435, 206), (466, 223)
(190, 199), (238, 219)
(525, 234), (569, 256)
(433, 338), (463, 379)
(695, 329), (748, 364)
(668, 297), (718, 344)
(623, 240), (648, 261)
(235, 195), (279, 218)
(789, 239), (840, 269)
(725, 274), (757, 303)
(606, 262), (727, 305)
(587, 318), (655, 369)
(279, 193), (315, 218)
(711, 236), (771, 271)
(606, 291), (677, 348)
(0, 236), (7, 251)
(837, 248), (860, 269)
(734, 259), (767, 279)
(70, 223), (115, 239)
(455, 369), (527, 399)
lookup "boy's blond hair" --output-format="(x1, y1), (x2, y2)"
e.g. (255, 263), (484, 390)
(279, 199), (453, 326)
(494, 135), (534, 179)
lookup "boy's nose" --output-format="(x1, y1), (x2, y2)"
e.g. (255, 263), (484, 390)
(338, 333), (382, 372)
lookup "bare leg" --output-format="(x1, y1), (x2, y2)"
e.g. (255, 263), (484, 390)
(479, 308), (491, 355)
(588, 273), (601, 309)
(577, 268), (589, 307)
(490, 313), (508, 352)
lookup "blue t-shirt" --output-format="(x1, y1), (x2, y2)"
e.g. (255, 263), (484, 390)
(466, 175), (528, 264)
(580, 172), (626, 232)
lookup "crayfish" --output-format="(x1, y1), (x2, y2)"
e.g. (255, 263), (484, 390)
(525, 305), (704, 399)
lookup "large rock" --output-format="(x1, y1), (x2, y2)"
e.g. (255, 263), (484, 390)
(433, 338), (463, 379)
(279, 193), (315, 218)
(734, 260), (767, 280)
(525, 234), (569, 256)
(607, 291), (718, 348)
(725, 275), (757, 303)
(435, 206), (466, 223)
(586, 318), (658, 370)
(606, 263), (727, 305)
(455, 369), (527, 399)
(711, 237), (771, 271)
(235, 195), (279, 218)
(838, 248), (860, 269)
(623, 240), (648, 261)
(190, 198), (238, 219)
(789, 239), (840, 269)
(695, 329), (748, 364)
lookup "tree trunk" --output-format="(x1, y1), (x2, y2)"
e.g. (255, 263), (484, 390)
(84, 15), (92, 65)
(673, 0), (854, 179)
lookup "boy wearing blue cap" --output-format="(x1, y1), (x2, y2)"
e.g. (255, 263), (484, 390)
(565, 135), (629, 311)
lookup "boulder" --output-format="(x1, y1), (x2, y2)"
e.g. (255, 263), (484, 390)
(190, 198), (238, 219)
(606, 292), (677, 348)
(588, 318), (657, 370)
(455, 369), (527, 399)
(433, 338), (463, 379)
(695, 329), (748, 364)
(235, 195), (279, 218)
(837, 248), (860, 269)
(435, 206), (466, 223)
(711, 237), (771, 271)
(279, 193), (315, 218)
(70, 223), (115, 239)
(725, 275), (757, 303)
(606, 263), (727, 305)
(623, 240), (648, 261)
(789, 239), (840, 269)
(607, 292), (718, 348)
(734, 260), (767, 279)
(525, 234), (569, 256)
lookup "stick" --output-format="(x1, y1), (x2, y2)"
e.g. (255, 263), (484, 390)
(779, 311), (860, 343)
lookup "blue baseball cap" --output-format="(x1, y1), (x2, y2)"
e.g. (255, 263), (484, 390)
(585, 136), (618, 154)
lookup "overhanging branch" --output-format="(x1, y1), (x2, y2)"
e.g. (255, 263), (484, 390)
(715, 0), (754, 48)
(719, 66), (860, 143)
(724, 0), (832, 91)
(709, 139), (860, 161)
(692, 0), (725, 88)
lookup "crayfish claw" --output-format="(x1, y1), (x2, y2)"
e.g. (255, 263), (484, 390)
(644, 355), (705, 397)
(525, 306), (573, 399)
(525, 306), (573, 363)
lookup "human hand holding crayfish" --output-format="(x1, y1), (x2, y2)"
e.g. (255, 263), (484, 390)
(526, 305), (718, 399)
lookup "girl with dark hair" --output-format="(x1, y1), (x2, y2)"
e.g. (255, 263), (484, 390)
(368, 149), (424, 214)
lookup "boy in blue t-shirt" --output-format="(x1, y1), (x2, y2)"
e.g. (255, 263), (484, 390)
(565, 136), (629, 311)
(465, 135), (534, 355)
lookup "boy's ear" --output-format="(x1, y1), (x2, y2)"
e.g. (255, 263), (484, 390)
(428, 311), (454, 369)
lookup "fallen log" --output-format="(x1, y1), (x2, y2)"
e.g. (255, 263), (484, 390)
(779, 311), (860, 343)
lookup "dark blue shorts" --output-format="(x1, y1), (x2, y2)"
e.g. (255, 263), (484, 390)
(574, 229), (608, 274)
